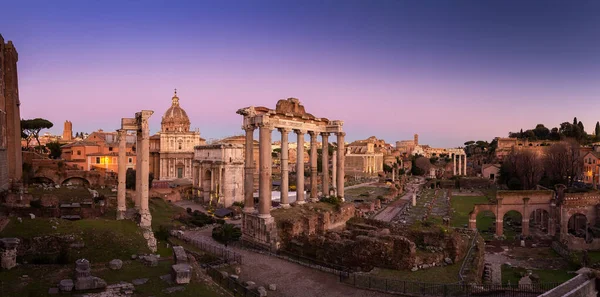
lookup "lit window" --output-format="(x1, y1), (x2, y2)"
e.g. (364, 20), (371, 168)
(129, 157), (133, 163)
(96, 157), (101, 164)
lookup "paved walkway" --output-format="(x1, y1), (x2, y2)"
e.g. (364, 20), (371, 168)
(183, 230), (393, 297)
(373, 178), (425, 222)
(174, 200), (207, 212)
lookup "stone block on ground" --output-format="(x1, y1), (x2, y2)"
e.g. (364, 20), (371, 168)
(132, 278), (149, 285)
(109, 259), (123, 270)
(257, 286), (268, 297)
(141, 255), (158, 267)
(172, 246), (188, 264)
(244, 281), (256, 287)
(0, 238), (20, 270)
(75, 276), (107, 291)
(59, 279), (74, 292)
(268, 284), (277, 291)
(171, 263), (192, 284)
(229, 274), (239, 280)
(444, 257), (453, 265)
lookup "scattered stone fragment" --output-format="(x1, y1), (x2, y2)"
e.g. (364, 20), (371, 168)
(245, 281), (256, 287)
(411, 267), (418, 272)
(109, 259), (123, 270)
(268, 284), (277, 291)
(131, 254), (137, 260)
(229, 274), (239, 280)
(257, 286), (268, 297)
(141, 255), (158, 267)
(59, 279), (74, 292)
(163, 286), (185, 294)
(132, 278), (149, 285)
(444, 257), (453, 265)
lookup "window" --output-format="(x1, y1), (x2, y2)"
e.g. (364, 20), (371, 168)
(128, 157), (133, 163)
(178, 143), (182, 150)
(96, 157), (101, 164)
(109, 147), (113, 152)
(77, 150), (81, 156)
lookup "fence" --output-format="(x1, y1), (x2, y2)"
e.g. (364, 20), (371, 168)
(206, 265), (260, 297)
(342, 274), (561, 297)
(176, 233), (243, 264)
(459, 228), (480, 282)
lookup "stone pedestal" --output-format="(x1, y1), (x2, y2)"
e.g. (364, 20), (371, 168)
(74, 259), (107, 291)
(172, 246), (188, 264)
(0, 238), (19, 270)
(171, 263), (192, 284)
(241, 212), (279, 251)
(141, 228), (158, 253)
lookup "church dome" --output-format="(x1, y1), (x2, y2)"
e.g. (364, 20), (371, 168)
(161, 90), (191, 132)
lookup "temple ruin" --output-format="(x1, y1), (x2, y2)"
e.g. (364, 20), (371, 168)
(237, 98), (345, 250)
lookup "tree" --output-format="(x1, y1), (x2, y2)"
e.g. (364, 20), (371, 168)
(502, 150), (544, 190)
(212, 223), (242, 247)
(46, 141), (63, 159)
(578, 121), (585, 134)
(533, 124), (550, 140)
(595, 122), (600, 139)
(414, 156), (432, 175)
(21, 118), (53, 149)
(573, 117), (578, 126)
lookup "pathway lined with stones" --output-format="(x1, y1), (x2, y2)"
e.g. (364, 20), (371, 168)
(182, 229), (393, 297)
(392, 188), (451, 225)
(373, 178), (424, 222)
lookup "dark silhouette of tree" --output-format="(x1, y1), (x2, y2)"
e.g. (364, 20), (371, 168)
(21, 118), (53, 149)
(46, 141), (63, 159)
(595, 122), (600, 139)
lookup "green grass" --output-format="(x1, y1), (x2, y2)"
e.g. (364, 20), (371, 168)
(149, 198), (185, 232)
(373, 262), (462, 283)
(450, 195), (489, 228)
(501, 265), (573, 285)
(27, 186), (115, 203)
(0, 218), (150, 263)
(344, 186), (391, 202)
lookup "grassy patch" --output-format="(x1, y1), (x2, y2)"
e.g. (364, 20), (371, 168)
(450, 195), (489, 228)
(27, 186), (115, 203)
(501, 265), (573, 285)
(345, 186), (391, 202)
(373, 262), (462, 283)
(149, 198), (185, 232)
(0, 218), (150, 263)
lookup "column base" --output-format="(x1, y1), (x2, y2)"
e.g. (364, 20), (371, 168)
(280, 203), (291, 209)
(310, 198), (319, 203)
(243, 207), (256, 213)
(116, 209), (126, 220)
(257, 213), (272, 219)
(139, 211), (152, 228)
(296, 200), (306, 205)
(339, 197), (345, 202)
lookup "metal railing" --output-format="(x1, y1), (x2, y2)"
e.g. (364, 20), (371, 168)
(176, 234), (243, 264)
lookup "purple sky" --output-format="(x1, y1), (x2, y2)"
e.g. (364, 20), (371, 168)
(1, 0), (599, 147)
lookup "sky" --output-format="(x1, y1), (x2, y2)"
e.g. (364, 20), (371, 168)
(1, 0), (599, 147)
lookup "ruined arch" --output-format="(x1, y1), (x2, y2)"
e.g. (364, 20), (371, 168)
(528, 208), (551, 235)
(31, 176), (55, 185)
(502, 210), (523, 239)
(476, 210), (496, 237)
(61, 177), (91, 187)
(567, 213), (588, 238)
(202, 170), (212, 203)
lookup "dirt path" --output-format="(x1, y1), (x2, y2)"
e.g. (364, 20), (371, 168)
(183, 230), (393, 297)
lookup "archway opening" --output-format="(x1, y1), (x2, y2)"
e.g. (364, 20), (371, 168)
(31, 176), (55, 185)
(568, 213), (588, 238)
(529, 209), (550, 236)
(176, 162), (185, 179)
(503, 210), (522, 239)
(202, 170), (212, 203)
(62, 177), (90, 187)
(476, 210), (496, 239)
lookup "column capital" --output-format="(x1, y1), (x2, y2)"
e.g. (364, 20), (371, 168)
(294, 129), (307, 135)
(320, 132), (330, 137)
(336, 132), (346, 137)
(258, 122), (275, 130)
(243, 125), (256, 132)
(308, 130), (318, 136)
(278, 127), (292, 133)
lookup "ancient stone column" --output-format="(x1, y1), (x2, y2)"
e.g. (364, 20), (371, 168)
(116, 129), (127, 220)
(309, 131), (318, 202)
(279, 128), (290, 208)
(458, 155), (462, 175)
(463, 155), (467, 176)
(243, 126), (255, 213)
(336, 132), (345, 200)
(295, 130), (306, 205)
(321, 133), (330, 197)
(412, 193), (416, 206)
(135, 132), (142, 209)
(258, 123), (273, 218)
(0, 238), (19, 270)
(453, 154), (456, 176)
(138, 110), (153, 228)
(332, 151), (337, 197)
(522, 198), (530, 236)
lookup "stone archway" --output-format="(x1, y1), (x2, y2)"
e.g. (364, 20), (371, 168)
(502, 210), (523, 239)
(61, 177), (90, 187)
(202, 170), (212, 203)
(568, 213), (588, 239)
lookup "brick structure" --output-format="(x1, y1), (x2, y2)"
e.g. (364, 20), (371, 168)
(0, 34), (22, 190)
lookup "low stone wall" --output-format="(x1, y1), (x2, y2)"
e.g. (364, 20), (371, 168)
(538, 273), (596, 297)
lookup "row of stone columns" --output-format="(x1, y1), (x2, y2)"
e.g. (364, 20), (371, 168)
(116, 111), (153, 228)
(452, 154), (467, 176)
(242, 124), (345, 218)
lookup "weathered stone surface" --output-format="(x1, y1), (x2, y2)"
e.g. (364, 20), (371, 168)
(257, 286), (268, 297)
(444, 257), (453, 265)
(234, 266), (241, 275)
(75, 276), (107, 291)
(131, 254), (137, 260)
(171, 263), (192, 284)
(230, 274), (239, 280)
(411, 267), (418, 272)
(172, 246), (188, 264)
(132, 278), (149, 285)
(268, 284), (277, 291)
(518, 275), (532, 286)
(244, 281), (256, 287)
(59, 279), (74, 291)
(109, 259), (123, 270)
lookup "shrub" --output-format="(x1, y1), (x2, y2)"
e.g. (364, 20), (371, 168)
(154, 224), (171, 241)
(212, 223), (242, 247)
(30, 199), (42, 208)
(186, 207), (192, 214)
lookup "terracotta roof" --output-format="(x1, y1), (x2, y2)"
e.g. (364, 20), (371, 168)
(61, 140), (100, 148)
